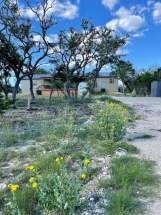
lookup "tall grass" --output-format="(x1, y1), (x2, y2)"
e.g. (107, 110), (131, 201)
(101, 156), (159, 215)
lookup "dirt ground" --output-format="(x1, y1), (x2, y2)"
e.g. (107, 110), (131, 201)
(113, 96), (161, 215)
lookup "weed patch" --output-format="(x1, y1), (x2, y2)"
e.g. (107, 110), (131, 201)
(101, 156), (159, 215)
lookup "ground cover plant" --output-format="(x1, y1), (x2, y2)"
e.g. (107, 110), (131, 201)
(0, 96), (159, 215)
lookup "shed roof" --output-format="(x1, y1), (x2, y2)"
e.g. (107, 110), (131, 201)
(23, 74), (52, 80)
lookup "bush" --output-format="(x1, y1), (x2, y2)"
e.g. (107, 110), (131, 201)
(37, 167), (81, 214)
(91, 102), (128, 142)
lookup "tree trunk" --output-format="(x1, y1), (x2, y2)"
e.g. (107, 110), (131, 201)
(49, 87), (54, 104)
(65, 81), (71, 100)
(4, 91), (8, 100)
(29, 75), (36, 103)
(12, 79), (21, 103)
(75, 82), (79, 101)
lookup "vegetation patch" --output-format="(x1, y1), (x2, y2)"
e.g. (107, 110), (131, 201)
(100, 156), (159, 215)
(134, 134), (155, 140)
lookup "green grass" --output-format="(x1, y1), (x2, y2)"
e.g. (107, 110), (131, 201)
(87, 139), (138, 156)
(109, 157), (157, 189)
(117, 142), (139, 154)
(12, 186), (38, 215)
(1, 130), (17, 147)
(101, 156), (159, 215)
(0, 149), (18, 163)
(107, 188), (142, 215)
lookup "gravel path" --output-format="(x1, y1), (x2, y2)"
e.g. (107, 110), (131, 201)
(113, 97), (161, 215)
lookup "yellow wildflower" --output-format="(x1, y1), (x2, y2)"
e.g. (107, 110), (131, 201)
(32, 182), (38, 189)
(29, 177), (35, 184)
(8, 183), (19, 192)
(80, 172), (87, 180)
(55, 157), (60, 163)
(84, 158), (90, 165)
(25, 165), (35, 171)
(55, 156), (64, 163)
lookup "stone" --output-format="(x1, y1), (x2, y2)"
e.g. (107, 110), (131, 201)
(115, 148), (128, 157)
(78, 82), (89, 97)
(0, 183), (6, 190)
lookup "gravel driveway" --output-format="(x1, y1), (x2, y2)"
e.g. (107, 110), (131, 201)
(113, 97), (161, 215)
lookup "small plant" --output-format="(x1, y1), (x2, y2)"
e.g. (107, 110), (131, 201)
(107, 188), (141, 215)
(1, 130), (17, 147)
(37, 167), (81, 214)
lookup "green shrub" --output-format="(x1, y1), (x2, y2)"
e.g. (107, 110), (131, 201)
(37, 167), (81, 214)
(90, 102), (128, 142)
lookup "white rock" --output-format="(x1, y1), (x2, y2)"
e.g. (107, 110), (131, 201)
(0, 183), (7, 190)
(78, 82), (89, 97)
(115, 148), (128, 157)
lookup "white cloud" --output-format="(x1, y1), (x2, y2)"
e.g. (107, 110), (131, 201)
(55, 0), (79, 19)
(106, 19), (119, 30)
(106, 6), (145, 33)
(33, 34), (58, 43)
(20, 8), (35, 18)
(21, 0), (79, 20)
(116, 48), (129, 56)
(152, 2), (161, 24)
(101, 0), (118, 10)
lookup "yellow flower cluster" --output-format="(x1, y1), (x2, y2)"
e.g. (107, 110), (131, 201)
(25, 165), (35, 171)
(29, 177), (38, 189)
(32, 182), (38, 189)
(80, 172), (87, 180)
(55, 156), (64, 164)
(84, 158), (90, 165)
(8, 183), (19, 192)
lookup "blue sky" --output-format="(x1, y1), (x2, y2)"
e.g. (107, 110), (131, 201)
(21, 0), (161, 70)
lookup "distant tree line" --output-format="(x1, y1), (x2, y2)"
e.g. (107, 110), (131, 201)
(111, 60), (161, 96)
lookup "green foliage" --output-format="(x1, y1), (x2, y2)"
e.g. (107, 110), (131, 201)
(101, 156), (158, 215)
(37, 167), (81, 214)
(111, 60), (135, 93)
(12, 187), (37, 215)
(90, 102), (128, 142)
(0, 149), (17, 164)
(117, 142), (139, 154)
(109, 157), (157, 190)
(107, 188), (141, 215)
(1, 125), (17, 147)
